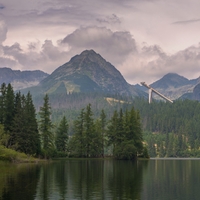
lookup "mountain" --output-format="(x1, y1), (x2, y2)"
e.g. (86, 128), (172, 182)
(192, 83), (200, 100)
(0, 67), (49, 90)
(146, 73), (200, 100)
(26, 49), (144, 98)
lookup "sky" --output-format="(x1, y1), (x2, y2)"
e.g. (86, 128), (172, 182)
(0, 0), (200, 84)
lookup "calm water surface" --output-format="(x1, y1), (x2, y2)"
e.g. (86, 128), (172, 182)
(0, 158), (200, 200)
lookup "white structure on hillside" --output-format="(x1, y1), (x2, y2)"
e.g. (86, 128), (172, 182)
(141, 82), (173, 104)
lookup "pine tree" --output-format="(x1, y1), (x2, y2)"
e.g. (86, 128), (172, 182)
(70, 108), (85, 157)
(4, 83), (15, 134)
(107, 110), (119, 153)
(39, 94), (54, 158)
(0, 83), (7, 124)
(100, 109), (106, 157)
(55, 116), (69, 153)
(24, 92), (41, 155)
(84, 103), (95, 157)
(10, 92), (24, 150)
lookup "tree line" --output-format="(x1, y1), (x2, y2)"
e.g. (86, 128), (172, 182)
(133, 98), (200, 157)
(0, 83), (147, 160)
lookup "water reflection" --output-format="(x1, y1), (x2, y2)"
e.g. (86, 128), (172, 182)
(2, 159), (200, 199)
(142, 159), (200, 200)
(0, 161), (40, 200)
(0, 159), (148, 200)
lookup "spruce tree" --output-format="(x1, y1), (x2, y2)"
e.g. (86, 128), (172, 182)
(70, 108), (85, 157)
(83, 103), (95, 157)
(100, 109), (106, 157)
(107, 110), (119, 152)
(11, 92), (24, 150)
(39, 94), (54, 158)
(24, 92), (41, 155)
(0, 83), (7, 124)
(4, 83), (15, 134)
(55, 116), (69, 153)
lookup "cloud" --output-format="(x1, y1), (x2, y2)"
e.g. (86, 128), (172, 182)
(119, 43), (200, 84)
(1, 40), (70, 72)
(0, 4), (5, 9)
(172, 19), (200, 25)
(0, 20), (7, 43)
(61, 26), (137, 65)
(96, 14), (121, 24)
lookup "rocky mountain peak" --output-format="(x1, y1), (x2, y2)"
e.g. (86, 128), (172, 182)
(41, 49), (132, 95)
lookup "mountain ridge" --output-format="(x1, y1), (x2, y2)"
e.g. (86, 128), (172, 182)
(1, 50), (200, 101)
(0, 67), (49, 90)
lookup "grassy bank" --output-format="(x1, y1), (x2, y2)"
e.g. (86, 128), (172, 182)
(0, 145), (39, 163)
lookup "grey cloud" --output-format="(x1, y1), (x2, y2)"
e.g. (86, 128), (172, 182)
(120, 43), (200, 84)
(0, 20), (7, 43)
(0, 4), (5, 9)
(96, 14), (121, 24)
(172, 19), (200, 25)
(61, 26), (137, 65)
(0, 39), (71, 73)
(0, 57), (17, 67)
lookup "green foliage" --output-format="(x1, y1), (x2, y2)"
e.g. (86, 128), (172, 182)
(39, 94), (54, 158)
(69, 104), (102, 157)
(0, 124), (9, 146)
(55, 116), (69, 152)
(0, 145), (36, 162)
(107, 107), (146, 160)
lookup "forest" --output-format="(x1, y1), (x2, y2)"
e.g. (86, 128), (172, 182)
(1, 82), (200, 159)
(0, 83), (147, 160)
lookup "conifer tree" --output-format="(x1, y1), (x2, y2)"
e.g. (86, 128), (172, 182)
(39, 94), (54, 158)
(55, 116), (69, 153)
(70, 108), (85, 157)
(4, 83), (15, 134)
(0, 83), (7, 124)
(107, 110), (119, 151)
(84, 103), (95, 157)
(24, 92), (41, 155)
(100, 109), (106, 157)
(10, 92), (24, 150)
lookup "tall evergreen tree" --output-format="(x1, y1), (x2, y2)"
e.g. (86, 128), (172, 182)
(10, 92), (24, 150)
(55, 116), (69, 153)
(24, 92), (41, 155)
(70, 108), (85, 157)
(0, 83), (7, 124)
(4, 83), (15, 134)
(100, 109), (106, 157)
(83, 103), (95, 157)
(39, 94), (54, 158)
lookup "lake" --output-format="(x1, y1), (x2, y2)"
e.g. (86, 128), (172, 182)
(0, 158), (200, 200)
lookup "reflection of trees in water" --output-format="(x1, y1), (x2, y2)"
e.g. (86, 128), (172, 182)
(106, 160), (149, 200)
(66, 159), (149, 199)
(142, 160), (200, 200)
(0, 164), (40, 200)
(67, 160), (104, 199)
(0, 159), (148, 199)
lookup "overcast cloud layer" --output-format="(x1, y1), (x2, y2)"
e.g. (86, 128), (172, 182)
(0, 0), (200, 84)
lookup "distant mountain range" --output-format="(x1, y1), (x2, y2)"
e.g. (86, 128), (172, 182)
(0, 50), (200, 101)
(147, 73), (200, 101)
(0, 67), (49, 90)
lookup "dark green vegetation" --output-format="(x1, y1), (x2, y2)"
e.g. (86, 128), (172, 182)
(0, 83), (147, 160)
(134, 98), (200, 157)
